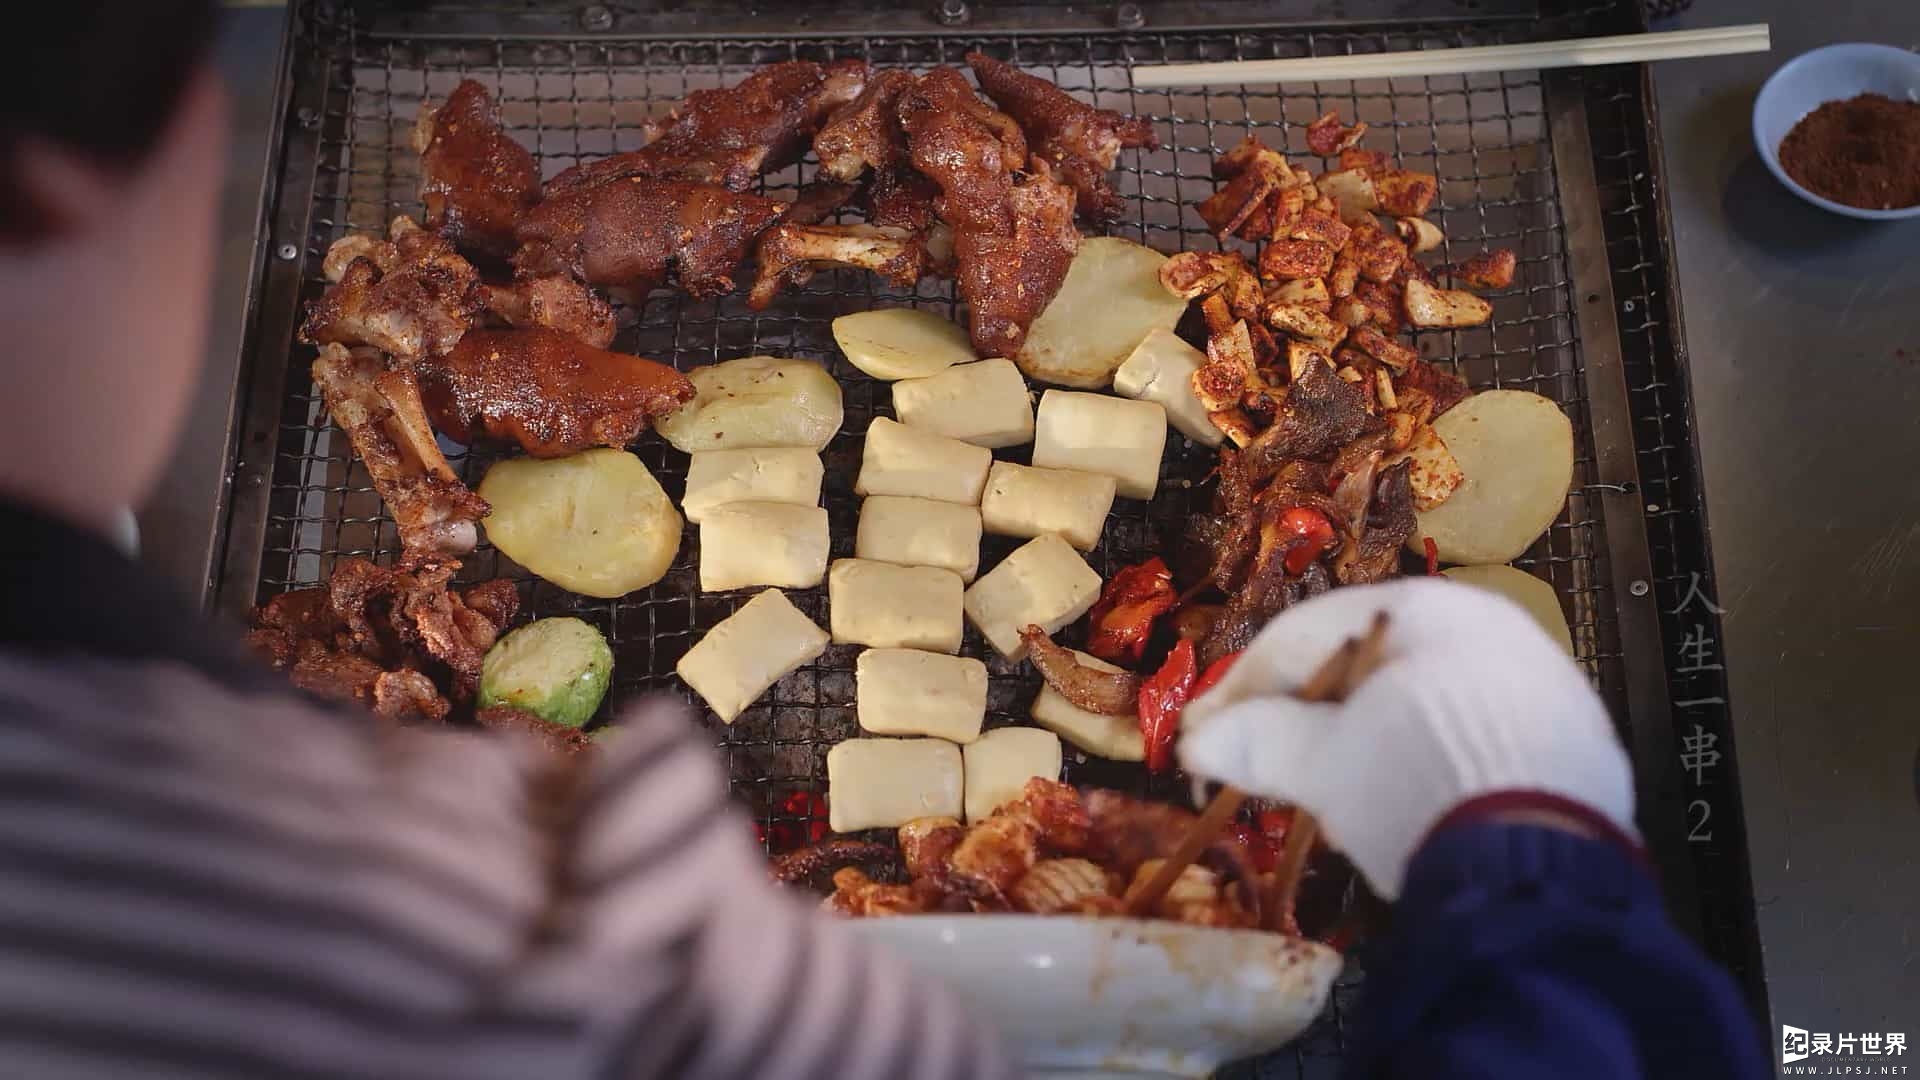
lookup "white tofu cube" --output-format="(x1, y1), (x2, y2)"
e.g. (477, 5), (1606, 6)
(1031, 390), (1168, 500)
(856, 649), (988, 743)
(1112, 328), (1224, 448)
(697, 502), (829, 592)
(962, 727), (1063, 822)
(674, 589), (828, 723)
(828, 559), (965, 654)
(978, 462), (1116, 552)
(828, 738), (965, 833)
(681, 448), (824, 524)
(892, 358), (1035, 449)
(1030, 649), (1146, 761)
(855, 495), (982, 582)
(962, 534), (1103, 661)
(853, 417), (993, 506)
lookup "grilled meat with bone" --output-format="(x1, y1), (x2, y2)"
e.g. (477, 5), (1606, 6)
(514, 176), (784, 299)
(411, 80), (540, 259)
(302, 218), (482, 362)
(310, 344), (487, 565)
(544, 60), (869, 195)
(966, 52), (1157, 221)
(417, 327), (693, 458)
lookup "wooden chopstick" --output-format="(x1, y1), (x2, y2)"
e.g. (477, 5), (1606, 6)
(1122, 615), (1388, 923)
(1130, 24), (1770, 88)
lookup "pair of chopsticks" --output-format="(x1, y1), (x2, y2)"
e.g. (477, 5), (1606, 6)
(1123, 614), (1390, 932)
(1129, 24), (1769, 89)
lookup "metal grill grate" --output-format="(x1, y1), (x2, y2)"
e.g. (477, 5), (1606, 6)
(236, 6), (1700, 1073)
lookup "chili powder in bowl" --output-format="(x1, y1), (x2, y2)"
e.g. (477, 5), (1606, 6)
(1753, 43), (1920, 221)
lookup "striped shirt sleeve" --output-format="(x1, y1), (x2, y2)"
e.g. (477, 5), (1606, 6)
(0, 655), (1014, 1080)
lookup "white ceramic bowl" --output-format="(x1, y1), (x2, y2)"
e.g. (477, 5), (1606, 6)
(841, 915), (1344, 1078)
(1752, 43), (1920, 221)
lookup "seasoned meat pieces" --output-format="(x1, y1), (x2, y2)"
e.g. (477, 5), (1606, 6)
(248, 557), (520, 722)
(1244, 357), (1373, 474)
(966, 52), (1157, 221)
(544, 59), (868, 194)
(514, 177), (785, 299)
(301, 218), (483, 363)
(411, 80), (540, 259)
(813, 68), (916, 183)
(310, 344), (488, 565)
(952, 167), (1079, 360)
(417, 327), (694, 458)
(1336, 458), (1416, 586)
(480, 274), (617, 349)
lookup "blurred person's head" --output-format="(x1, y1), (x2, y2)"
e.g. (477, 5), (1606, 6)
(0, 1), (224, 537)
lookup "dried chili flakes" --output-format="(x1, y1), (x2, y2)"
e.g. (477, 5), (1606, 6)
(1777, 93), (1920, 211)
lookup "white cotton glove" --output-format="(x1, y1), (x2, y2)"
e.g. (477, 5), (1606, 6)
(1178, 577), (1634, 899)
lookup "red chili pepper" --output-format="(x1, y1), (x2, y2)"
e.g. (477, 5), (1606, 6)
(1223, 821), (1280, 874)
(1086, 557), (1178, 664)
(1255, 807), (1296, 848)
(1137, 639), (1198, 773)
(1194, 650), (1242, 698)
(1423, 536), (1441, 576)
(1277, 507), (1337, 575)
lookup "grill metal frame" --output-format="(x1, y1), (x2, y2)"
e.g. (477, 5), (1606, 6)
(214, 1), (1764, 1067)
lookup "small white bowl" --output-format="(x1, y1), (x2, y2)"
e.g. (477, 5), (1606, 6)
(1752, 43), (1920, 221)
(840, 915), (1344, 1079)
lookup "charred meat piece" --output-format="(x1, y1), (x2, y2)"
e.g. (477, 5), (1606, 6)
(948, 813), (1039, 903)
(418, 328), (694, 458)
(1394, 358), (1472, 419)
(747, 223), (937, 309)
(544, 60), (868, 195)
(302, 218), (483, 363)
(248, 556), (518, 718)
(1244, 357), (1373, 475)
(770, 839), (899, 889)
(782, 181), (862, 226)
(410, 80), (540, 259)
(480, 274), (617, 349)
(514, 177), (784, 299)
(824, 868), (925, 917)
(814, 68), (916, 182)
(966, 52), (1157, 221)
(311, 344), (488, 565)
(902, 68), (1072, 357)
(1021, 626), (1141, 716)
(950, 166), (1079, 359)
(1336, 458), (1416, 586)
(1002, 777), (1093, 856)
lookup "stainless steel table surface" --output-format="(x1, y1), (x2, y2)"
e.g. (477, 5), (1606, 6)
(149, 0), (1919, 1046)
(1650, 4), (1920, 1039)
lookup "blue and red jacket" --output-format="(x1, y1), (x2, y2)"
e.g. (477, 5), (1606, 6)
(1348, 812), (1768, 1079)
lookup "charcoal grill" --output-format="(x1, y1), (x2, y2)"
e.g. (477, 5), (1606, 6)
(212, 1), (1765, 1071)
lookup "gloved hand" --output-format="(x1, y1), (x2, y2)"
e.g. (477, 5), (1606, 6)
(1178, 577), (1635, 899)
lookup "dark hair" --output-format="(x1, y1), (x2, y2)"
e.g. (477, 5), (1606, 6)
(0, 1), (219, 240)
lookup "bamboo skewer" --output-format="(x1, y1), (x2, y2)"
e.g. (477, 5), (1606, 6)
(1123, 614), (1390, 924)
(1129, 24), (1770, 89)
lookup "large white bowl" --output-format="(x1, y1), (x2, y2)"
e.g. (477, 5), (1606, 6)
(840, 915), (1345, 1078)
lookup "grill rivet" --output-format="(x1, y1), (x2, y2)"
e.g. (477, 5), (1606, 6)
(1116, 3), (1146, 29)
(937, 0), (971, 26)
(276, 243), (299, 261)
(1629, 579), (1650, 597)
(578, 4), (614, 31)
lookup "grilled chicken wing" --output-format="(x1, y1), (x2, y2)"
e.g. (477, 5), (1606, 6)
(410, 80), (540, 259)
(514, 177), (784, 299)
(544, 59), (868, 195)
(899, 68), (1078, 358)
(417, 327), (694, 458)
(480, 274), (617, 348)
(966, 52), (1157, 221)
(311, 344), (487, 564)
(302, 218), (483, 362)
